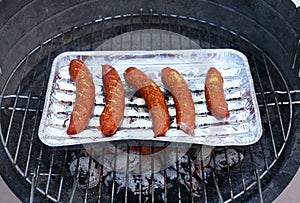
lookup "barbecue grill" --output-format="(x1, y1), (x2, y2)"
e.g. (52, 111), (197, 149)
(0, 1), (299, 202)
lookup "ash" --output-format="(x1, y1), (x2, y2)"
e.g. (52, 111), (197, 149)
(102, 154), (196, 202)
(69, 154), (101, 189)
(69, 146), (243, 202)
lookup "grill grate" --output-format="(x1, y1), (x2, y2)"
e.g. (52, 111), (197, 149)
(0, 11), (296, 203)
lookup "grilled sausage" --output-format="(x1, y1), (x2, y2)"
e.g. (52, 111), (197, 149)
(130, 146), (165, 155)
(124, 67), (170, 137)
(205, 67), (230, 119)
(161, 67), (195, 135)
(98, 65), (125, 136)
(67, 59), (95, 135)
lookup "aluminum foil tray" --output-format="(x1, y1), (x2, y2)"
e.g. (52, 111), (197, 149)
(38, 49), (262, 147)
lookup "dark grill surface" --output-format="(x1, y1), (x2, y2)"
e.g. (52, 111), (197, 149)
(0, 11), (297, 203)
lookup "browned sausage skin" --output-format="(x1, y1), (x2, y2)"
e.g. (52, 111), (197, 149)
(98, 65), (125, 136)
(124, 67), (170, 137)
(161, 67), (195, 135)
(67, 59), (95, 135)
(205, 67), (230, 119)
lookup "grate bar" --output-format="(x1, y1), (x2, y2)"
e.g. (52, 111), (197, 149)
(151, 148), (155, 203)
(4, 55), (29, 147)
(57, 150), (69, 202)
(224, 147), (234, 200)
(252, 55), (278, 163)
(13, 88), (33, 163)
(1, 106), (42, 112)
(238, 152), (247, 192)
(188, 157), (194, 203)
(29, 172), (68, 177)
(255, 167), (264, 203)
(212, 171), (224, 203)
(176, 143), (182, 203)
(29, 144), (44, 201)
(110, 147), (118, 203)
(29, 171), (37, 203)
(69, 163), (80, 203)
(97, 145), (106, 202)
(138, 151), (142, 203)
(262, 53), (291, 142)
(163, 149), (168, 203)
(84, 156), (94, 203)
(45, 151), (55, 195)
(0, 95), (40, 100)
(200, 149), (208, 203)
(293, 38), (300, 75)
(124, 147), (130, 203)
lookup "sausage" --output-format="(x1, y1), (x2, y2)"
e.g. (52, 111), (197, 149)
(98, 65), (125, 136)
(205, 67), (230, 119)
(129, 146), (165, 155)
(161, 67), (195, 135)
(67, 59), (95, 135)
(124, 67), (170, 137)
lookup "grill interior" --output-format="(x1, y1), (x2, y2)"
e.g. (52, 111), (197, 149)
(0, 11), (297, 203)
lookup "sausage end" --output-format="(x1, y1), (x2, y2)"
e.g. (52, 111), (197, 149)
(178, 122), (195, 135)
(125, 67), (137, 74)
(102, 64), (113, 77)
(66, 122), (78, 135)
(97, 125), (116, 137)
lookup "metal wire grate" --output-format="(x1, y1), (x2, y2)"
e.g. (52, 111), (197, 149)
(0, 11), (296, 202)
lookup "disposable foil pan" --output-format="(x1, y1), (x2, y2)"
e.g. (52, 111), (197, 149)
(38, 49), (262, 147)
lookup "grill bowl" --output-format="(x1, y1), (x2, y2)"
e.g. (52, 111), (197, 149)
(0, 1), (299, 202)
